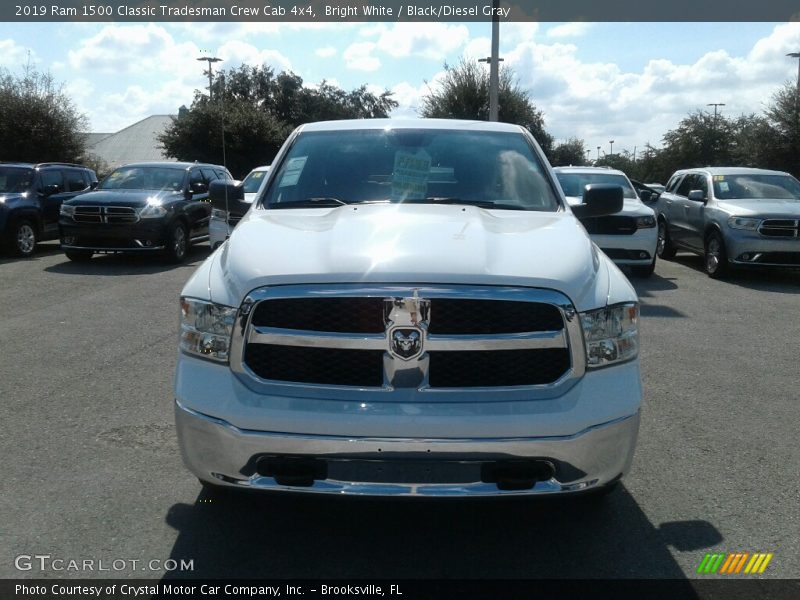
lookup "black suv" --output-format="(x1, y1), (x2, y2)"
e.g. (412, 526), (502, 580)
(59, 161), (232, 263)
(0, 162), (98, 257)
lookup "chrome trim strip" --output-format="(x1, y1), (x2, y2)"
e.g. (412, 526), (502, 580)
(228, 284), (585, 399)
(61, 244), (165, 251)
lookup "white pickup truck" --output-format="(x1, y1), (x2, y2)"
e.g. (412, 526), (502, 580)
(174, 119), (642, 498)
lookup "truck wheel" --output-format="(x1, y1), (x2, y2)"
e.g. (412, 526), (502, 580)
(630, 258), (656, 278)
(656, 219), (677, 259)
(11, 219), (37, 257)
(164, 221), (188, 263)
(704, 231), (729, 279)
(65, 249), (93, 262)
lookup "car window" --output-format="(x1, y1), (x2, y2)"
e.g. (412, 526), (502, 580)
(555, 172), (637, 199)
(242, 169), (269, 194)
(40, 170), (65, 193)
(692, 174), (709, 198)
(0, 167), (34, 193)
(262, 129), (560, 211)
(201, 168), (218, 182)
(665, 175), (681, 193)
(65, 170), (90, 192)
(675, 175), (693, 197)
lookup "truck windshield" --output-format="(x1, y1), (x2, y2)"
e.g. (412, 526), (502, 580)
(712, 174), (800, 201)
(0, 167), (34, 194)
(98, 166), (185, 191)
(262, 128), (560, 211)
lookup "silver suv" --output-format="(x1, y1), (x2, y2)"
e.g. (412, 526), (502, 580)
(655, 167), (800, 278)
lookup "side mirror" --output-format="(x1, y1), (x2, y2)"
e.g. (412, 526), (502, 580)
(572, 184), (624, 218)
(90, 181), (99, 190)
(209, 179), (245, 212)
(639, 190), (653, 203)
(41, 184), (61, 197)
(687, 190), (706, 202)
(190, 181), (208, 195)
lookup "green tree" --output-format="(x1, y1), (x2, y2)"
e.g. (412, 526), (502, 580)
(763, 81), (800, 176)
(419, 59), (553, 154)
(549, 138), (588, 166)
(0, 66), (87, 163)
(160, 64), (397, 177)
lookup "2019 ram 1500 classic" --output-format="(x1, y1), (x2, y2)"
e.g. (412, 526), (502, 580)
(174, 119), (642, 498)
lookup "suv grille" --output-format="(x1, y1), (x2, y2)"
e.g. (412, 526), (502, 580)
(759, 219), (799, 237)
(73, 206), (139, 224)
(579, 216), (638, 235)
(239, 289), (577, 390)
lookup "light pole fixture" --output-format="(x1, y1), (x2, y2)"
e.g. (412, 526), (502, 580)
(596, 146), (600, 161)
(788, 52), (800, 90)
(707, 102), (725, 119)
(197, 55), (222, 99)
(609, 140), (614, 158)
(477, 0), (504, 122)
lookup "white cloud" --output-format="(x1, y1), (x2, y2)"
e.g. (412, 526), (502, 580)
(372, 24), (470, 60)
(343, 42), (380, 71)
(0, 39), (36, 70)
(546, 23), (594, 39)
(315, 46), (337, 58)
(216, 40), (292, 72)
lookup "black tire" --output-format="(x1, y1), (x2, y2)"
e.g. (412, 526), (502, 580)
(64, 249), (93, 262)
(630, 258), (656, 278)
(10, 219), (37, 257)
(704, 230), (729, 279)
(656, 218), (677, 259)
(164, 221), (189, 263)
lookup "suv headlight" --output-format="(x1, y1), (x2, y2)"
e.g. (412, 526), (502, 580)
(138, 197), (168, 219)
(60, 204), (75, 218)
(636, 215), (656, 228)
(728, 216), (760, 231)
(580, 303), (639, 368)
(180, 297), (237, 363)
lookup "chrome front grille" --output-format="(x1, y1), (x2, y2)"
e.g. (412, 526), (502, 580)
(759, 219), (799, 237)
(232, 286), (583, 394)
(73, 206), (139, 224)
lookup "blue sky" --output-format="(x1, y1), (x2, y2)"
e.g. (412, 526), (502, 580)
(1, 21), (798, 163)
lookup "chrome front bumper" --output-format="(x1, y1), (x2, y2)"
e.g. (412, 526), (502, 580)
(175, 400), (640, 497)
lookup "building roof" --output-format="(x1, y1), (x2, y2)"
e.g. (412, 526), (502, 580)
(86, 115), (175, 171)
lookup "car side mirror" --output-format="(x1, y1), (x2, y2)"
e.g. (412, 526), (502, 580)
(41, 184), (61, 197)
(572, 184), (624, 218)
(687, 190), (706, 202)
(639, 190), (653, 203)
(190, 181), (208, 195)
(90, 181), (99, 190)
(209, 179), (244, 211)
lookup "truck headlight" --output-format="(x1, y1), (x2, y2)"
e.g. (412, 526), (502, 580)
(180, 297), (237, 363)
(728, 217), (760, 231)
(60, 204), (75, 218)
(580, 303), (639, 368)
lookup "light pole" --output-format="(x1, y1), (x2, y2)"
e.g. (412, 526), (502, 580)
(609, 140), (614, 159)
(707, 103), (725, 165)
(197, 55), (222, 99)
(478, 0), (503, 121)
(596, 146), (600, 161)
(787, 52), (800, 91)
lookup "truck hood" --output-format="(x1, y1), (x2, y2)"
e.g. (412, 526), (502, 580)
(715, 198), (800, 217)
(62, 189), (184, 207)
(206, 203), (618, 311)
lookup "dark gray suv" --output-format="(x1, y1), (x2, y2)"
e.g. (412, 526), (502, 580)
(655, 167), (800, 278)
(0, 162), (97, 257)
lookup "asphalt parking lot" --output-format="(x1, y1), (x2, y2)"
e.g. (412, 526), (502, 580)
(1, 241), (798, 580)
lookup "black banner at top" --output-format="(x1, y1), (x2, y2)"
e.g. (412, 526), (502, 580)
(4, 0), (800, 22)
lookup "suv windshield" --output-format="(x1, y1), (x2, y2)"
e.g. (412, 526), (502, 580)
(98, 166), (186, 192)
(262, 129), (560, 211)
(0, 167), (34, 194)
(712, 174), (800, 201)
(556, 172), (637, 199)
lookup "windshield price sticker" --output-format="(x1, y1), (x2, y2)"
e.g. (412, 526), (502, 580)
(392, 150), (431, 201)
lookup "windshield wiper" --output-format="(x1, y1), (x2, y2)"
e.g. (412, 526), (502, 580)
(405, 197), (529, 211)
(269, 197), (348, 209)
